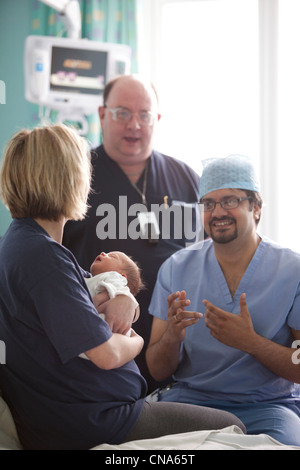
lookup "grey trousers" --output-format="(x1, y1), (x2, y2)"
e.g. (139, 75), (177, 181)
(123, 400), (246, 443)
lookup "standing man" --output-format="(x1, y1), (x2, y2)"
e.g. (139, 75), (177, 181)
(63, 75), (201, 392)
(146, 154), (300, 446)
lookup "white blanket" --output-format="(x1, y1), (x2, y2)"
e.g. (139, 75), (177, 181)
(0, 395), (22, 450)
(92, 426), (300, 451)
(85, 271), (132, 299)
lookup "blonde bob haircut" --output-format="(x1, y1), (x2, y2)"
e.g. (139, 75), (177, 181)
(0, 124), (92, 221)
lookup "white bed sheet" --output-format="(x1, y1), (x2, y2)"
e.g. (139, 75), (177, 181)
(92, 426), (300, 451)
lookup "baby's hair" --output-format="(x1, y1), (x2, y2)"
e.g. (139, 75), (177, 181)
(123, 257), (145, 296)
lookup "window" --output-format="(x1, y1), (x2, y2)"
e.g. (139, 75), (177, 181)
(277, 0), (300, 252)
(138, 0), (300, 252)
(157, 0), (259, 174)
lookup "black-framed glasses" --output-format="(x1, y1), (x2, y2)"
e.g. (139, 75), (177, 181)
(105, 106), (157, 126)
(199, 196), (252, 212)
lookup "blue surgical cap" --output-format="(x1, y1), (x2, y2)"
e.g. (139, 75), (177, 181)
(199, 154), (260, 199)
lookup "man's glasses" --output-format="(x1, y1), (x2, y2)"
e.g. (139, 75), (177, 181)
(200, 196), (252, 212)
(105, 106), (157, 127)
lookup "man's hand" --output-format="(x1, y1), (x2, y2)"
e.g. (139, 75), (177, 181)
(146, 291), (201, 381)
(203, 293), (256, 351)
(166, 290), (202, 342)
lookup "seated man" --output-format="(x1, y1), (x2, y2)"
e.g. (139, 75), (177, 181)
(146, 154), (300, 446)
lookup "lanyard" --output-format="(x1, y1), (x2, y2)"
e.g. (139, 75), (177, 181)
(128, 159), (150, 206)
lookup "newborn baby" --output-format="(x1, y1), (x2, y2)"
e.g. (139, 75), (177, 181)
(81, 252), (143, 357)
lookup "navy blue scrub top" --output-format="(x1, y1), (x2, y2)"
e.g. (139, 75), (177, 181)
(63, 145), (201, 391)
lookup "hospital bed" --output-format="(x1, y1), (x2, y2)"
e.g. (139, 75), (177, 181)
(0, 393), (299, 451)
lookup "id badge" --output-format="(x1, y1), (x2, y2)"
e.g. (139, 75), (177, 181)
(137, 211), (160, 243)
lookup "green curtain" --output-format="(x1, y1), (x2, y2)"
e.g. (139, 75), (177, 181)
(29, 0), (138, 146)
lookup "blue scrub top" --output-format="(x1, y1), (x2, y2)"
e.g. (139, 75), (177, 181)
(149, 238), (300, 404)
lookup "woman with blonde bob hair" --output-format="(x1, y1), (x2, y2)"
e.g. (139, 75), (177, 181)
(0, 124), (244, 450)
(0, 124), (91, 221)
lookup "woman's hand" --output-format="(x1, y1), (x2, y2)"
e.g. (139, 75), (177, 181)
(93, 292), (137, 335)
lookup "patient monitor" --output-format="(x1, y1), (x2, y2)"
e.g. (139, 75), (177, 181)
(24, 35), (131, 113)
(24, 35), (131, 132)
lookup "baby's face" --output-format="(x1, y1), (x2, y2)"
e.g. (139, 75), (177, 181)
(90, 251), (128, 276)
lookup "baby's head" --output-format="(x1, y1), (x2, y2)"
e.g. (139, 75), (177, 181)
(90, 251), (144, 296)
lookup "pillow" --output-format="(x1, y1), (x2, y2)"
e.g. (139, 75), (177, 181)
(0, 394), (22, 450)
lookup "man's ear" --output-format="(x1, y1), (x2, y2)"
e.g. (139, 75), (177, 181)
(98, 105), (105, 124)
(253, 203), (261, 223)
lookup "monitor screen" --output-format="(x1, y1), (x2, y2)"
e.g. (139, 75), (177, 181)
(50, 46), (107, 96)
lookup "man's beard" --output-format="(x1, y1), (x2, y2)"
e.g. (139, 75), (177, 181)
(209, 217), (238, 244)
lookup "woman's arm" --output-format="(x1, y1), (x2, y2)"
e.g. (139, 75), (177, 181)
(93, 293), (137, 335)
(84, 329), (144, 370)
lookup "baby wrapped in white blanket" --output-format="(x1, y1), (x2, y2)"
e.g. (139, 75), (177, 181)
(86, 271), (138, 336)
(80, 252), (143, 359)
